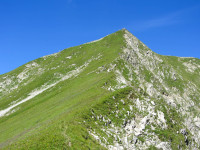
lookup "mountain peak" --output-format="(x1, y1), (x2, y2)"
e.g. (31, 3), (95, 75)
(0, 29), (200, 150)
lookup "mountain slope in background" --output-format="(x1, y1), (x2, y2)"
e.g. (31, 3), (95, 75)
(0, 29), (200, 150)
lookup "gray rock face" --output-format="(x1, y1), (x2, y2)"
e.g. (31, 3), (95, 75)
(90, 29), (200, 150)
(122, 30), (200, 148)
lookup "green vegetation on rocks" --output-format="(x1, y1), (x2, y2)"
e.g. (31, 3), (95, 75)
(0, 29), (200, 149)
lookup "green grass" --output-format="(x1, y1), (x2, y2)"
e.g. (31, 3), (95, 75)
(0, 30), (126, 149)
(152, 98), (191, 149)
(0, 28), (200, 149)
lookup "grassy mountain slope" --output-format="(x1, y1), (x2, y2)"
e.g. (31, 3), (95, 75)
(0, 29), (200, 150)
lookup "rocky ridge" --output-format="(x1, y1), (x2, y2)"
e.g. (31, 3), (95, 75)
(87, 29), (200, 149)
(0, 29), (200, 149)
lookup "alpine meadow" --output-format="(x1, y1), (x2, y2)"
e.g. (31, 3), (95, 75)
(0, 29), (200, 149)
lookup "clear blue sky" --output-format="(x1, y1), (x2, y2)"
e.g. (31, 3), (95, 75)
(0, 0), (200, 74)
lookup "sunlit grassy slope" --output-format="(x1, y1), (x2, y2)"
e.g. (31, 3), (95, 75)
(0, 30), (126, 149)
(0, 29), (200, 149)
